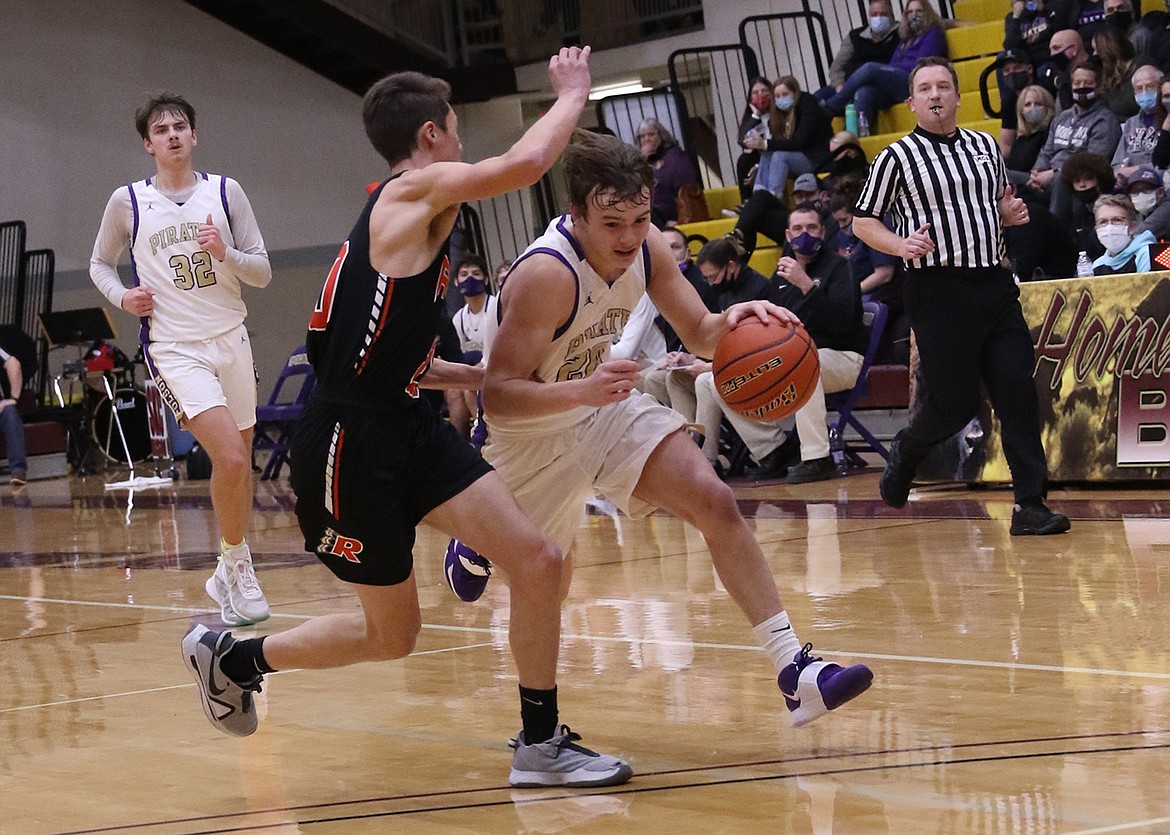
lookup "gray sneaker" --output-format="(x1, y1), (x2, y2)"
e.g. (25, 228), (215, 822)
(181, 624), (263, 737)
(205, 545), (270, 626)
(509, 725), (633, 788)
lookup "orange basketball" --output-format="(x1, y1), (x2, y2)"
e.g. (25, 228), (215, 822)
(713, 319), (820, 421)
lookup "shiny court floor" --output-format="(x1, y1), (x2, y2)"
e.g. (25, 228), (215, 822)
(2, 468), (1169, 833)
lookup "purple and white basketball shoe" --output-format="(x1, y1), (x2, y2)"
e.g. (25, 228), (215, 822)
(444, 538), (493, 602)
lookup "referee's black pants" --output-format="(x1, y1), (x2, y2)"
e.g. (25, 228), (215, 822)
(898, 266), (1049, 504)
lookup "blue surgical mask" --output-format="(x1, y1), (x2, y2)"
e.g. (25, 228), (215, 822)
(789, 231), (824, 258)
(1025, 0), (1038, 11)
(870, 15), (892, 35)
(1136, 90), (1158, 112)
(774, 95), (794, 111)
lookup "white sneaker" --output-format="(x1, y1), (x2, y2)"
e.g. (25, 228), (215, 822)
(205, 542), (270, 626)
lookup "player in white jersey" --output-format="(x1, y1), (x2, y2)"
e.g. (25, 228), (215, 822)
(89, 94), (272, 626)
(460, 131), (876, 728)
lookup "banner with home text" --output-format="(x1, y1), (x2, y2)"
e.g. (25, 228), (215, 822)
(916, 272), (1170, 483)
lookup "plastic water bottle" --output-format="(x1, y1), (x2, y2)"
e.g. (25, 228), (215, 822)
(845, 103), (859, 136)
(1076, 251), (1093, 277)
(857, 111), (871, 137)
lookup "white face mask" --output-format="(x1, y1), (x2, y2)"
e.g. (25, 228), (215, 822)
(1131, 191), (1159, 216)
(1096, 224), (1133, 255)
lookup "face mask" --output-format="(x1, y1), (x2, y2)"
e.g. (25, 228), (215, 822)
(1023, 105), (1047, 125)
(1096, 224), (1132, 255)
(789, 231), (824, 257)
(908, 13), (925, 32)
(1005, 71), (1031, 92)
(870, 15), (892, 35)
(775, 95), (794, 111)
(458, 277), (486, 297)
(1025, 0), (1038, 10)
(1136, 90), (1158, 112)
(750, 92), (771, 112)
(1075, 187), (1100, 205)
(1072, 87), (1096, 107)
(1131, 191), (1159, 215)
(1162, 97), (1170, 110)
(1051, 51), (1072, 72)
(1108, 10), (1134, 29)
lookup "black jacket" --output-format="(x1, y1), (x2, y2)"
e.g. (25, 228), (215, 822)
(764, 95), (832, 169)
(768, 248), (867, 355)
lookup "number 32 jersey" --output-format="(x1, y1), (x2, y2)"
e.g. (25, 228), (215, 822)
(90, 173), (270, 344)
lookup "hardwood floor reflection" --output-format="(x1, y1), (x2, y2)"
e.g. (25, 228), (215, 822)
(2, 471), (1169, 833)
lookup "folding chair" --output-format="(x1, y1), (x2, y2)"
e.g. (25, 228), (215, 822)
(826, 300), (890, 475)
(252, 346), (314, 480)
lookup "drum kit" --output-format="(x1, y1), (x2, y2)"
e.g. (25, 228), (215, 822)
(41, 308), (176, 485)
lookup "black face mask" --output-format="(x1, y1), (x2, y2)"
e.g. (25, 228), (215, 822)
(1075, 187), (1101, 205)
(1050, 51), (1072, 72)
(1072, 87), (1097, 107)
(1004, 71), (1031, 92)
(1108, 10), (1134, 30)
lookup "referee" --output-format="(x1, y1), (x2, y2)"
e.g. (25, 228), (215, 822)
(853, 56), (1070, 536)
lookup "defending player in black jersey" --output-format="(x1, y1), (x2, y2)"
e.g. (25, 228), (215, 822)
(181, 46), (633, 788)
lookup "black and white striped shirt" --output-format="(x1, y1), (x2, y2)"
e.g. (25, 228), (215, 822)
(855, 126), (1008, 270)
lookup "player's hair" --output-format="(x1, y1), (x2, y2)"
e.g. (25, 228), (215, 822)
(135, 94), (196, 139)
(562, 130), (654, 217)
(1092, 193), (1139, 223)
(362, 71), (453, 167)
(908, 56), (959, 91)
(454, 252), (488, 276)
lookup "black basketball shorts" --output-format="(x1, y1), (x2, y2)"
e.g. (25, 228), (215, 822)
(290, 400), (492, 586)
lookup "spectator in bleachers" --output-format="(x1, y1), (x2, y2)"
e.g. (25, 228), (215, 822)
(741, 76), (832, 202)
(1038, 29), (1089, 110)
(821, 130), (869, 195)
(1067, 0), (1109, 49)
(0, 340), (28, 487)
(1007, 84), (1057, 182)
(814, 0), (901, 107)
(1104, 0), (1151, 57)
(733, 77), (775, 203)
(996, 48), (1040, 155)
(818, 0), (948, 133)
(492, 258), (513, 293)
(1113, 64), (1164, 177)
(693, 205), (867, 484)
(446, 253), (497, 442)
(657, 226), (714, 353)
(1029, 59), (1122, 218)
(1142, 4), (1170, 70)
(1005, 0), (1061, 68)
(1062, 150), (1116, 257)
(1122, 166), (1170, 237)
(1149, 75), (1170, 166)
(1091, 192), (1156, 272)
(1091, 26), (1145, 119)
(636, 117), (699, 228)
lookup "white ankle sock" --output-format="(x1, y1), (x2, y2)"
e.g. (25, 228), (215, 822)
(753, 611), (802, 675)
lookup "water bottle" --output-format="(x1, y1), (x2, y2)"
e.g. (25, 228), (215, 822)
(845, 103), (859, 136)
(1076, 251), (1093, 277)
(857, 111), (871, 137)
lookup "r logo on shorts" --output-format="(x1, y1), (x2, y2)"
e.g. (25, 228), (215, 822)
(320, 528), (364, 563)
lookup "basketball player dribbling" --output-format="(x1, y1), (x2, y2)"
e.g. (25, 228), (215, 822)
(181, 47), (642, 789)
(90, 94), (272, 627)
(451, 130), (876, 727)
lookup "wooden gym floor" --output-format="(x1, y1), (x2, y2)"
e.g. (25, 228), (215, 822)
(2, 467), (1170, 833)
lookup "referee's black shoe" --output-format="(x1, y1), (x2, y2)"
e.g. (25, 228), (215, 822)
(879, 438), (915, 508)
(1010, 501), (1071, 536)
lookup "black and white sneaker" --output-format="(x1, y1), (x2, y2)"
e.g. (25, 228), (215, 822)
(181, 624), (263, 737)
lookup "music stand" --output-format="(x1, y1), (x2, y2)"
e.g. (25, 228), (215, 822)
(38, 307), (117, 347)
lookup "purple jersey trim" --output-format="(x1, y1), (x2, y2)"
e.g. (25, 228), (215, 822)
(128, 183), (140, 247)
(508, 246), (580, 342)
(555, 215), (586, 260)
(218, 174), (233, 239)
(641, 240), (652, 289)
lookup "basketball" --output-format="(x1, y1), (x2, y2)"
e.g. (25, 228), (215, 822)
(713, 318), (820, 421)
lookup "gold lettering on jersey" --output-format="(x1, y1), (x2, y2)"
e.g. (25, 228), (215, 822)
(556, 307), (631, 381)
(149, 222), (203, 256)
